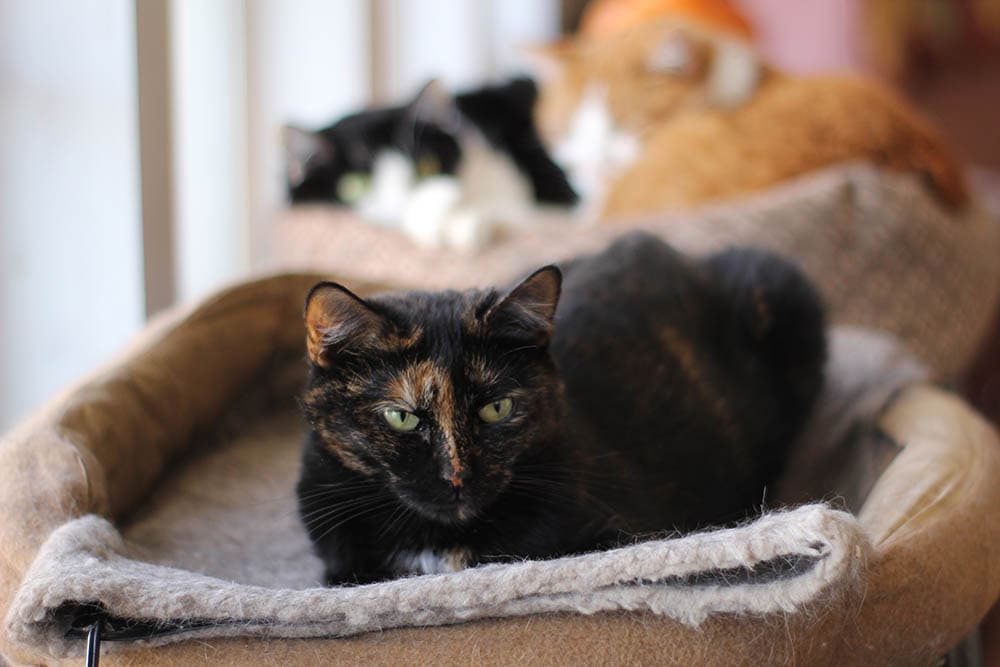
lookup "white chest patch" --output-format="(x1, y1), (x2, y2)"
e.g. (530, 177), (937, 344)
(354, 149), (415, 226)
(553, 85), (640, 217)
(395, 547), (471, 576)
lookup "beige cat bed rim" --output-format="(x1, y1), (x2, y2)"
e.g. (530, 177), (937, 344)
(1, 272), (999, 666)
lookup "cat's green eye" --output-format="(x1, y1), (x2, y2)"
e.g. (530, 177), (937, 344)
(384, 408), (420, 432)
(337, 172), (370, 203)
(478, 398), (514, 424)
(417, 154), (440, 178)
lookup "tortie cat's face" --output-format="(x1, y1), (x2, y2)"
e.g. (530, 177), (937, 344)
(301, 268), (563, 524)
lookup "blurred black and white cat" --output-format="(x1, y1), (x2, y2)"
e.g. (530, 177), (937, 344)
(284, 78), (578, 251)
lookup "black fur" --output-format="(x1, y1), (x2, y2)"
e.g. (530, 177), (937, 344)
(286, 77), (577, 206)
(298, 232), (826, 585)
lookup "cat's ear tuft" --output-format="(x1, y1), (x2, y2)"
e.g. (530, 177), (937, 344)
(521, 40), (577, 81)
(647, 30), (700, 76)
(487, 266), (562, 344)
(284, 125), (333, 186)
(706, 39), (760, 107)
(409, 79), (461, 133)
(304, 282), (387, 368)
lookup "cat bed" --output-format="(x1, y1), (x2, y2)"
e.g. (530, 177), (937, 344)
(3, 273), (1000, 665)
(272, 163), (1000, 379)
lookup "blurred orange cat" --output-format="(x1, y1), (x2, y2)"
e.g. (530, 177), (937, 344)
(535, 18), (968, 221)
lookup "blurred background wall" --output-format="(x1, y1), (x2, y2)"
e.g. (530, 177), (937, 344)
(0, 0), (559, 430)
(0, 0), (144, 429)
(2, 0), (999, 430)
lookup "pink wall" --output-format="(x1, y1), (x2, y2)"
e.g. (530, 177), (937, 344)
(733, 0), (868, 74)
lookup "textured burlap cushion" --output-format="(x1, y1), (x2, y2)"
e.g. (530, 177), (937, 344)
(272, 164), (1000, 379)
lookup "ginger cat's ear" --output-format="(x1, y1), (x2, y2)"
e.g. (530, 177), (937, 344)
(705, 38), (760, 107)
(522, 40), (579, 81)
(647, 30), (704, 77)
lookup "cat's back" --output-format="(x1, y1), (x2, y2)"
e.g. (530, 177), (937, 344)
(603, 74), (966, 216)
(550, 232), (825, 530)
(552, 233), (722, 446)
(553, 232), (711, 383)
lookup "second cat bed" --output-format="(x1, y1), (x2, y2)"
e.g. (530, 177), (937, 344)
(2, 273), (1000, 665)
(274, 164), (1000, 379)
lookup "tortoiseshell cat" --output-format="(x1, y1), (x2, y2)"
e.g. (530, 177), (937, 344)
(297, 233), (826, 585)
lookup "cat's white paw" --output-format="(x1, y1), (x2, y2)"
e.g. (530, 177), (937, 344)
(402, 176), (462, 248)
(356, 150), (415, 226)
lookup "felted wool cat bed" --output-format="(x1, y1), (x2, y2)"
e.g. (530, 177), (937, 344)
(273, 164), (1000, 379)
(3, 272), (1000, 666)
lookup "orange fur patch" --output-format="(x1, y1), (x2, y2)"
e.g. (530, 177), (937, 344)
(386, 326), (424, 351)
(385, 360), (438, 410)
(751, 284), (771, 338)
(536, 19), (967, 214)
(432, 368), (464, 486)
(316, 428), (374, 475)
(660, 326), (735, 435)
(466, 356), (500, 387)
(384, 360), (465, 485)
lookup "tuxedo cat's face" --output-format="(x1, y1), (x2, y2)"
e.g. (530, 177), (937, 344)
(300, 268), (563, 524)
(284, 84), (463, 206)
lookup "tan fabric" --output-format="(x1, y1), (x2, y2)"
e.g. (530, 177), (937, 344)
(271, 165), (1000, 379)
(845, 386), (1000, 664)
(2, 273), (1000, 665)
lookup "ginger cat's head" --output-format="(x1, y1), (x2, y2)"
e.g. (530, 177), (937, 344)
(534, 19), (763, 142)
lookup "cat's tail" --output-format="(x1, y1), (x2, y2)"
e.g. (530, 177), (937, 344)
(702, 247), (827, 427)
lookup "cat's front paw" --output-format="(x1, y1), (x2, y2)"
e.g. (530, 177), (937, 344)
(395, 547), (473, 576)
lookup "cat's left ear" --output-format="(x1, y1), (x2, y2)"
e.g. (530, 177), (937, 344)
(487, 266), (562, 345)
(304, 282), (389, 368)
(408, 79), (462, 133)
(284, 125), (333, 186)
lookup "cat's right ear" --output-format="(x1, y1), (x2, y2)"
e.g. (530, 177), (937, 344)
(487, 266), (562, 345)
(305, 282), (387, 368)
(409, 79), (462, 133)
(284, 125), (333, 187)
